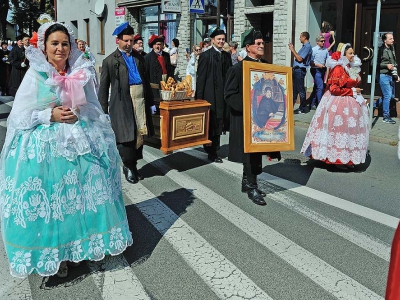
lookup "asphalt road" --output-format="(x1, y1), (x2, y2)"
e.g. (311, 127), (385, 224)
(0, 96), (399, 300)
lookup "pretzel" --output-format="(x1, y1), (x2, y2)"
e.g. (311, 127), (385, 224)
(160, 81), (168, 90)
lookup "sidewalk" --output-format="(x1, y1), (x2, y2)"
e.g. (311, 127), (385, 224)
(294, 103), (399, 146)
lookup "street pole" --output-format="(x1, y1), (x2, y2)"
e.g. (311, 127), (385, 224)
(368, 0), (381, 130)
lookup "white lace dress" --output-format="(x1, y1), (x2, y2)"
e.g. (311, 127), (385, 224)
(0, 43), (133, 278)
(301, 56), (369, 165)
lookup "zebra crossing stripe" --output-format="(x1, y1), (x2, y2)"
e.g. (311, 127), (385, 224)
(122, 179), (274, 300)
(143, 149), (383, 299)
(88, 254), (151, 300)
(181, 148), (391, 261)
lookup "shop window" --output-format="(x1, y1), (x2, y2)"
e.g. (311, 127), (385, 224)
(140, 5), (179, 53)
(245, 0), (274, 6)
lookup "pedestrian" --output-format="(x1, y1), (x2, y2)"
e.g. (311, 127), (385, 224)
(98, 22), (156, 184)
(289, 31), (312, 114)
(320, 21), (336, 55)
(0, 41), (10, 96)
(133, 34), (147, 56)
(7, 40), (12, 51)
(169, 38), (179, 75)
(8, 33), (30, 96)
(144, 34), (174, 99)
(0, 22), (133, 278)
(77, 39), (86, 52)
(224, 28), (281, 206)
(229, 41), (242, 65)
(308, 35), (329, 110)
(186, 44), (201, 96)
(202, 37), (211, 52)
(196, 26), (232, 163)
(222, 42), (230, 53)
(375, 32), (398, 124)
(300, 43), (369, 170)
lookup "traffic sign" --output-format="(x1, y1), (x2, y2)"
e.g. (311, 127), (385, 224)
(190, 0), (205, 14)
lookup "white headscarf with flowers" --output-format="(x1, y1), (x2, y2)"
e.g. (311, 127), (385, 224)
(326, 43), (362, 80)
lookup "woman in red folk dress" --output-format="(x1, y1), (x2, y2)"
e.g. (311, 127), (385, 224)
(301, 43), (369, 170)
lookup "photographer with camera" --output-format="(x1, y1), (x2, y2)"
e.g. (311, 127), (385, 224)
(376, 33), (399, 124)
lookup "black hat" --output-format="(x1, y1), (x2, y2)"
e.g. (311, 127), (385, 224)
(241, 28), (263, 48)
(209, 27), (225, 38)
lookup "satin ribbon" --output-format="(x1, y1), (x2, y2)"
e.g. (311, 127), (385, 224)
(52, 69), (87, 108)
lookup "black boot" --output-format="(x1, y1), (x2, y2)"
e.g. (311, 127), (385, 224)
(242, 182), (266, 205)
(208, 153), (223, 163)
(132, 166), (144, 180)
(241, 177), (266, 197)
(123, 165), (138, 184)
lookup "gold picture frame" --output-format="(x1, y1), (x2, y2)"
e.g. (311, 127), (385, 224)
(243, 61), (295, 153)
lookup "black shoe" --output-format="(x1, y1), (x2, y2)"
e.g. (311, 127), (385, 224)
(123, 166), (138, 184)
(294, 108), (309, 114)
(241, 179), (266, 197)
(132, 167), (144, 180)
(310, 105), (317, 110)
(383, 117), (396, 124)
(242, 183), (266, 205)
(208, 154), (223, 163)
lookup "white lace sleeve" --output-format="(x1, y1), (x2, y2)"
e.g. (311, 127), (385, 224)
(31, 108), (52, 125)
(351, 87), (357, 99)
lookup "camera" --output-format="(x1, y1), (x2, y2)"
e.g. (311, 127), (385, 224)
(391, 65), (398, 81)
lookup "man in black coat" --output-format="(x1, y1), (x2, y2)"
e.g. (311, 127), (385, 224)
(196, 27), (232, 163)
(8, 34), (30, 96)
(224, 28), (281, 206)
(144, 34), (174, 99)
(0, 41), (10, 96)
(98, 22), (156, 184)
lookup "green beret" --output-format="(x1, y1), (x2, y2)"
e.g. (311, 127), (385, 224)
(241, 28), (263, 48)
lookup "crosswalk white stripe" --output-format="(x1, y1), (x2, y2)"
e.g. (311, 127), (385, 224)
(144, 149), (383, 300)
(181, 149), (391, 261)
(0, 235), (32, 299)
(122, 179), (273, 300)
(88, 254), (151, 300)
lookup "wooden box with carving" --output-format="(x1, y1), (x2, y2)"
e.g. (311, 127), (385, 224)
(152, 99), (211, 154)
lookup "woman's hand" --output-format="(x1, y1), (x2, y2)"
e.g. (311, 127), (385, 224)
(355, 88), (363, 95)
(51, 106), (78, 123)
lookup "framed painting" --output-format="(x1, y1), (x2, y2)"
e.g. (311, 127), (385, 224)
(243, 61), (294, 153)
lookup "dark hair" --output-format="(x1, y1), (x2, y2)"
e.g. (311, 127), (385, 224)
(382, 32), (392, 42)
(45, 23), (71, 48)
(322, 21), (332, 33)
(301, 32), (310, 40)
(1, 41), (7, 46)
(172, 38), (179, 48)
(344, 44), (353, 54)
(16, 33), (29, 41)
(117, 25), (134, 39)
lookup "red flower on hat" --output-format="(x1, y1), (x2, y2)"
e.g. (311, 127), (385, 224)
(30, 32), (38, 48)
(331, 51), (341, 61)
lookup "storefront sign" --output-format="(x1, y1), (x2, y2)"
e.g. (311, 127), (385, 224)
(115, 7), (126, 28)
(190, 0), (205, 14)
(161, 0), (181, 13)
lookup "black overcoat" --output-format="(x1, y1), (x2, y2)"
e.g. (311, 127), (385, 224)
(0, 49), (10, 85)
(224, 56), (280, 170)
(8, 45), (28, 94)
(196, 47), (232, 136)
(98, 49), (154, 143)
(144, 50), (174, 99)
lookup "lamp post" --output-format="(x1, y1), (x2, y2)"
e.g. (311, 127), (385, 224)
(368, 0), (382, 130)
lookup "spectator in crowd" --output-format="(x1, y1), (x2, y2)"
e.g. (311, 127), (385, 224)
(375, 32), (398, 124)
(186, 44), (201, 96)
(196, 27), (232, 163)
(144, 34), (174, 99)
(8, 33), (30, 96)
(133, 34), (147, 56)
(288, 31), (312, 114)
(321, 20), (336, 55)
(0, 41), (10, 96)
(0, 22), (133, 279)
(301, 43), (369, 170)
(202, 37), (211, 52)
(229, 41), (242, 65)
(169, 38), (179, 74)
(222, 42), (230, 53)
(77, 39), (86, 52)
(99, 22), (156, 184)
(308, 35), (329, 110)
(225, 27), (281, 206)
(7, 40), (12, 51)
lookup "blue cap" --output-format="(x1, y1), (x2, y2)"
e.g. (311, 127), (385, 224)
(112, 22), (129, 36)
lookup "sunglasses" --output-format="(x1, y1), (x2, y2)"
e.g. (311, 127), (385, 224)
(195, 48), (201, 51)
(319, 40), (325, 42)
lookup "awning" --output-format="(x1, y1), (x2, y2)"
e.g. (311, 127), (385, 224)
(117, 0), (161, 8)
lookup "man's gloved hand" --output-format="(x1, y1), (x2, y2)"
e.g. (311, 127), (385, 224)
(21, 62), (26, 67)
(150, 105), (157, 114)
